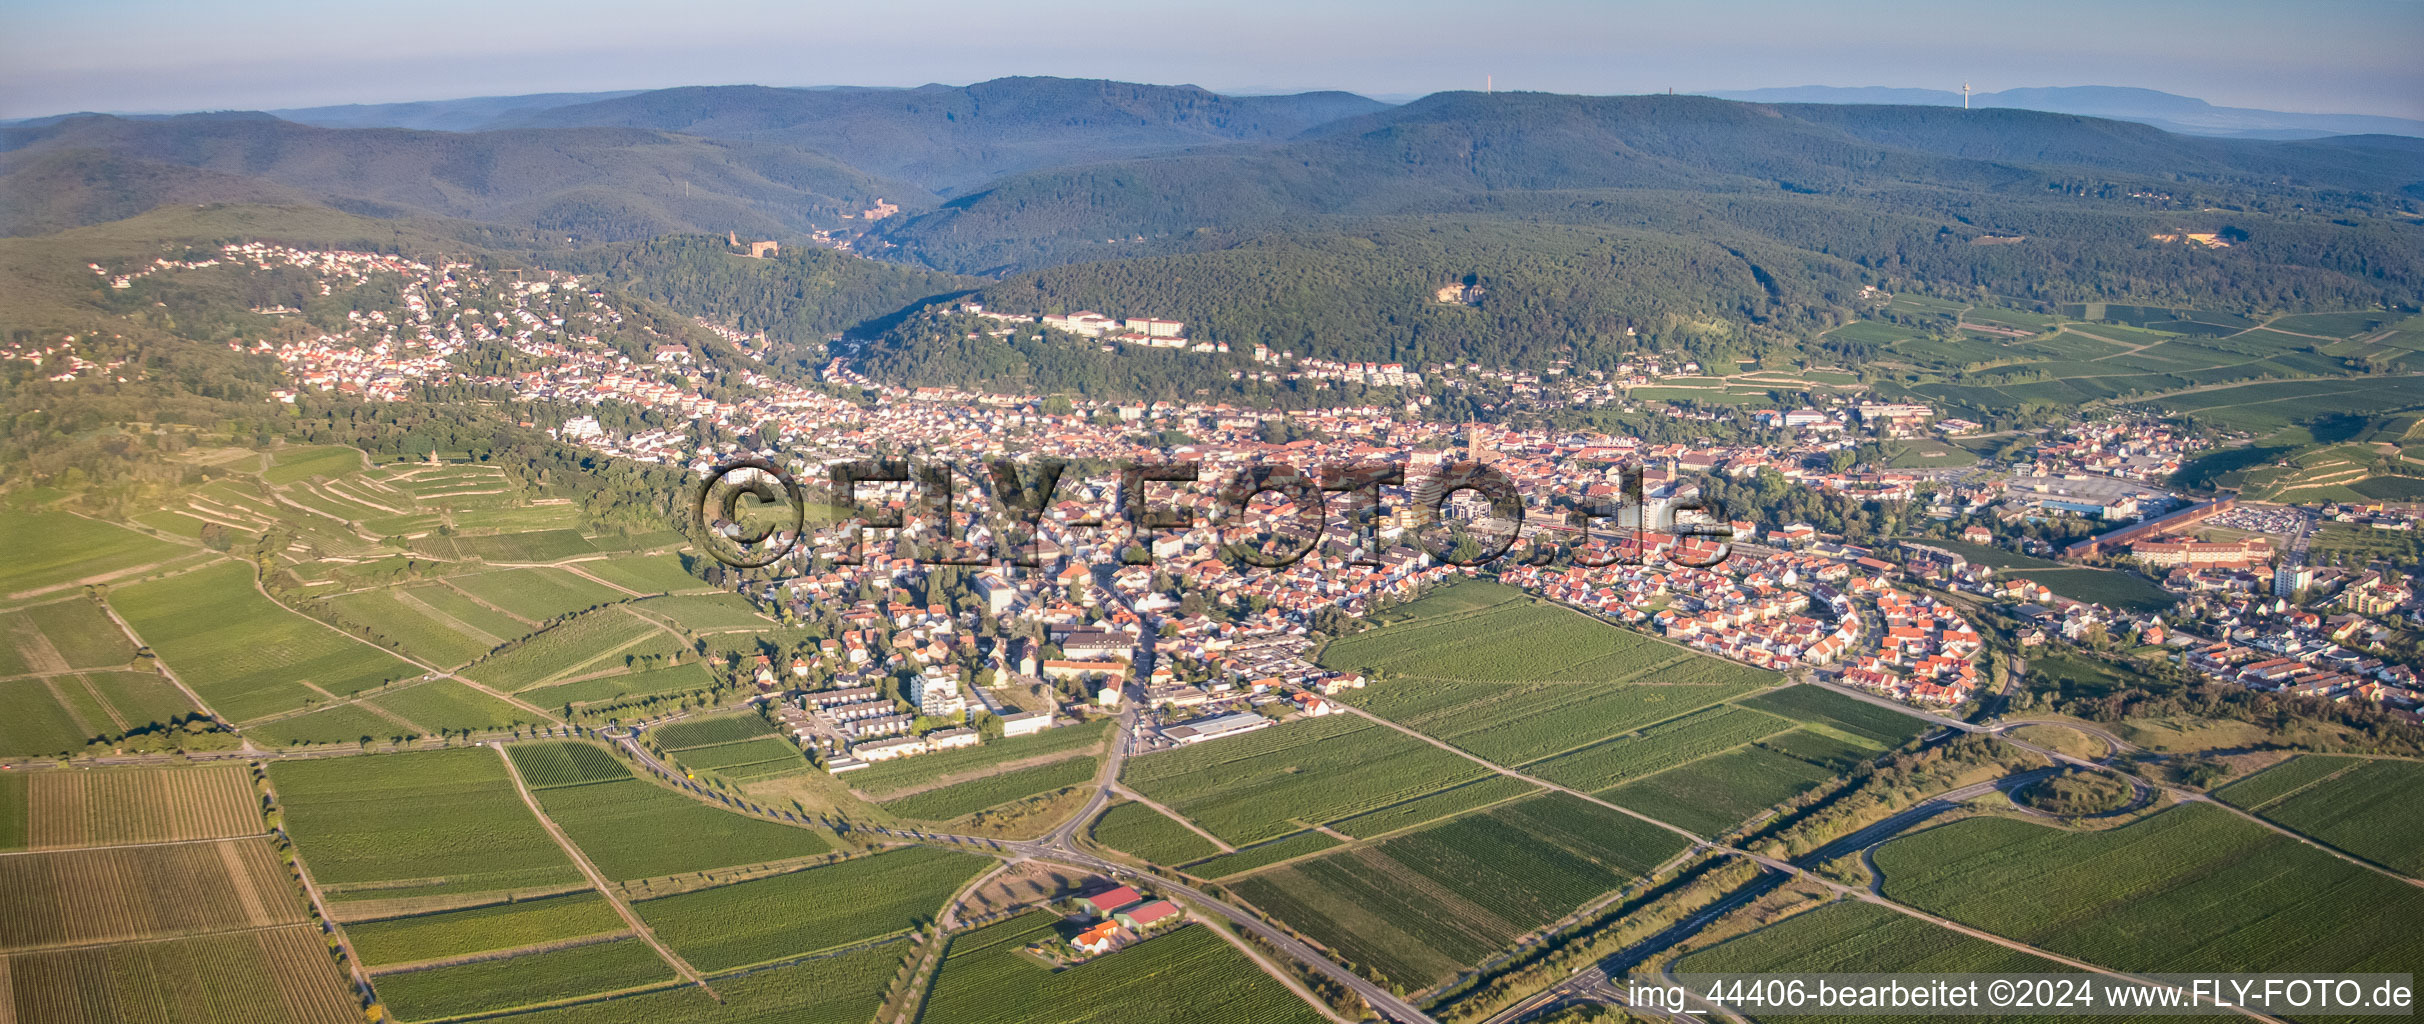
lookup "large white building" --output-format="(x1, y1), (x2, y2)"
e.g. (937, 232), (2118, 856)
(910, 667), (968, 718)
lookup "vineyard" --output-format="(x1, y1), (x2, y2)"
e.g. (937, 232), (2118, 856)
(880, 756), (1099, 821)
(844, 719), (1110, 798)
(578, 554), (715, 595)
(0, 924), (361, 1024)
(346, 891), (629, 967)
(248, 704), (408, 747)
(1680, 901), (2071, 978)
(537, 777), (832, 880)
(1342, 675), (1768, 766)
(18, 598), (137, 668)
(1740, 685), (1931, 747)
(1757, 728), (1881, 771)
(2212, 753), (2360, 811)
(1087, 802), (1222, 864)
(1183, 830), (1341, 878)
(2224, 757), (2424, 875)
(448, 567), (626, 621)
(466, 608), (670, 691)
(268, 748), (583, 901)
(322, 589), (498, 668)
(111, 560), (417, 722)
(460, 941), (903, 1024)
(1603, 745), (1834, 836)
(1229, 793), (1687, 990)
(670, 736), (807, 773)
(632, 593), (774, 632)
(652, 711), (776, 749)
(1120, 716), (1487, 844)
(1872, 804), (2424, 975)
(371, 936), (675, 1021)
(920, 914), (1326, 1024)
(0, 510), (185, 598)
(634, 847), (991, 971)
(1320, 594), (1671, 684)
(0, 838), (304, 950)
(364, 679), (539, 733)
(525, 661), (720, 708)
(1329, 775), (1540, 839)
(509, 741), (634, 789)
(12, 764), (261, 850)
(1525, 705), (1793, 792)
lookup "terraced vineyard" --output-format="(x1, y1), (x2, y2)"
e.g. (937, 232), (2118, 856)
(1122, 715), (1488, 844)
(1230, 792), (1688, 990)
(1872, 803), (2424, 975)
(921, 913), (1326, 1024)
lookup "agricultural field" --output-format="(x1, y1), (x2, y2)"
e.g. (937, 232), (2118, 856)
(2216, 756), (2424, 875)
(1601, 745), (1836, 836)
(653, 712), (778, 750)
(1088, 801), (1223, 864)
(1121, 715), (1489, 845)
(112, 560), (418, 721)
(246, 703), (415, 747)
(670, 736), (810, 777)
(508, 740), (633, 788)
(399, 582), (533, 642)
(268, 747), (583, 901)
(1328, 775), (1541, 839)
(524, 661), (721, 709)
(321, 588), (499, 667)
(2001, 568), (2177, 612)
(262, 445), (364, 484)
(443, 529), (598, 564)
(1677, 902), (2087, 1024)
(10, 597), (137, 668)
(0, 671), (205, 756)
(1182, 830), (1341, 878)
(1892, 536), (2060, 570)
(346, 891), (628, 967)
(365, 679), (542, 732)
(534, 775), (832, 880)
(469, 941), (903, 1024)
(1527, 705), (1795, 793)
(371, 937), (674, 1021)
(0, 510), (187, 598)
(0, 924), (362, 1024)
(465, 607), (676, 691)
(0, 764), (261, 850)
(1872, 803), (2424, 975)
(843, 718), (1109, 799)
(1340, 674), (1771, 766)
(880, 756), (1099, 821)
(921, 913), (1326, 1024)
(449, 567), (627, 622)
(0, 838), (304, 949)
(631, 593), (773, 632)
(1739, 685), (1932, 747)
(1321, 583), (1739, 695)
(579, 553), (714, 594)
(1229, 792), (1688, 990)
(634, 847), (991, 971)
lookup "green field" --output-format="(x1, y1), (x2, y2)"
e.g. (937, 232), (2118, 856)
(2002, 568), (2178, 613)
(632, 593), (773, 632)
(113, 561), (417, 721)
(1122, 715), (1488, 845)
(1342, 673), (1772, 766)
(0, 671), (205, 756)
(466, 608), (676, 691)
(921, 913), (1325, 1024)
(1602, 744), (1836, 836)
(1182, 830), (1341, 878)
(1230, 792), (1689, 990)
(346, 891), (627, 967)
(450, 567), (626, 621)
(322, 589), (498, 667)
(364, 679), (541, 733)
(269, 747), (583, 901)
(1679, 901), (2086, 1024)
(1088, 801), (1223, 864)
(1873, 803), (2424, 975)
(371, 937), (674, 1021)
(1527, 704), (1795, 793)
(0, 924), (362, 1024)
(1740, 685), (1933, 747)
(457, 941), (901, 1024)
(15, 597), (137, 667)
(634, 847), (991, 971)
(524, 661), (721, 708)
(535, 776), (831, 880)
(843, 718), (1109, 798)
(653, 712), (777, 750)
(508, 740), (633, 788)
(577, 553), (712, 594)
(1327, 774), (1541, 839)
(263, 445), (364, 485)
(2216, 756), (2424, 875)
(0, 510), (186, 597)
(880, 756), (1098, 821)
(1895, 536), (2060, 570)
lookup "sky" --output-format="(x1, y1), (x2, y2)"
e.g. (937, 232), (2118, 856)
(3, 0), (2418, 120)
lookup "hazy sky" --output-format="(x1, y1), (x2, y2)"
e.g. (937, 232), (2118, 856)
(3, 0), (2418, 120)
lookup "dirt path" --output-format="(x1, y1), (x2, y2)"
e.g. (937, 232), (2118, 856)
(493, 742), (720, 1000)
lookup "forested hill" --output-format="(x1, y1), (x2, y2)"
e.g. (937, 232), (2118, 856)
(867, 92), (2424, 275)
(0, 113), (925, 242)
(545, 235), (980, 342)
(507, 78), (1392, 191)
